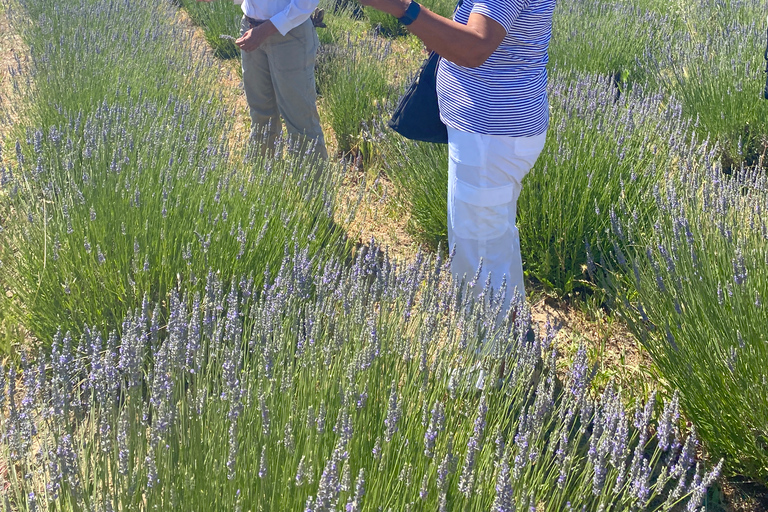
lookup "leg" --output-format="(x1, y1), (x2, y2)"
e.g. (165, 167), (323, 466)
(447, 128), (546, 311)
(240, 16), (281, 153)
(264, 20), (328, 160)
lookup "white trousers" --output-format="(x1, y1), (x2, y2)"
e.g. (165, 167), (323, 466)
(447, 127), (547, 305)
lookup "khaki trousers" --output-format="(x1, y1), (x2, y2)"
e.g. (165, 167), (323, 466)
(240, 17), (327, 159)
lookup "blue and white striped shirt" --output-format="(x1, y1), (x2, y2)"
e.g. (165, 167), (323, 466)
(436, 0), (556, 137)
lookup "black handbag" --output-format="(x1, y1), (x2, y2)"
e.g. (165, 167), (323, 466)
(387, 0), (464, 144)
(387, 50), (448, 144)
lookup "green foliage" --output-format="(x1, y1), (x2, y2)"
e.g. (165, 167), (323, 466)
(606, 162), (768, 481)
(316, 0), (369, 45)
(548, 0), (669, 89)
(420, 0), (459, 18)
(381, 135), (448, 250)
(517, 71), (699, 296)
(317, 35), (395, 153)
(0, 248), (718, 511)
(364, 6), (406, 36)
(645, 18), (768, 169)
(5, 0), (223, 130)
(177, 0), (244, 59)
(0, 108), (347, 340)
(0, 0), (348, 340)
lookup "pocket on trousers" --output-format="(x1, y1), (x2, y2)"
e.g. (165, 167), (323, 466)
(451, 177), (514, 241)
(270, 23), (314, 74)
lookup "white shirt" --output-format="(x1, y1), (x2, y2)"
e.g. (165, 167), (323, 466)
(238, 0), (319, 36)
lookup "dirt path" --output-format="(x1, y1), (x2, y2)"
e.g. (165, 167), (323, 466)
(0, 3), (26, 145)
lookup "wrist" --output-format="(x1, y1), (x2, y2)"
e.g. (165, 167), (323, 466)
(397, 0), (421, 25)
(391, 0), (410, 18)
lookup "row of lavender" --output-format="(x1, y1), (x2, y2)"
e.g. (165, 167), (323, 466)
(0, 0), (348, 339)
(0, 243), (720, 511)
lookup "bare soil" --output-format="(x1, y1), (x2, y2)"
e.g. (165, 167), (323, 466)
(0, 5), (26, 144)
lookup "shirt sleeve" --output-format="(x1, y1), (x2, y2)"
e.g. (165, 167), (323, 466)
(470, 0), (527, 33)
(270, 0), (319, 36)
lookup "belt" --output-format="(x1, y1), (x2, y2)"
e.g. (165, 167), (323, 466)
(246, 16), (266, 28)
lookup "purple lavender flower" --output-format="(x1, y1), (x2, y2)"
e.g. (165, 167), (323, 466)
(424, 401), (445, 458)
(118, 407), (129, 476)
(656, 392), (680, 451)
(383, 382), (401, 442)
(227, 419), (239, 480)
(258, 445), (267, 479)
(458, 435), (478, 497)
(685, 459), (722, 511)
(146, 446), (158, 488)
(491, 455), (515, 512)
(316, 402), (326, 434)
(296, 455), (308, 486)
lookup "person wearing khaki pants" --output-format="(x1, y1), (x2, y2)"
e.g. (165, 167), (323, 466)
(198, 0), (328, 159)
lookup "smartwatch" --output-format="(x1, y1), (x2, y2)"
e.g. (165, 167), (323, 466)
(398, 1), (421, 25)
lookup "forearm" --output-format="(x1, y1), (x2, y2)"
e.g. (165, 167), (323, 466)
(405, 8), (497, 68)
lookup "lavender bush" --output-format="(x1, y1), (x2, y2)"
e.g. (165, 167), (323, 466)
(605, 150), (768, 481)
(380, 136), (448, 250)
(643, 2), (768, 168)
(0, 243), (719, 511)
(548, 0), (669, 89)
(317, 34), (396, 153)
(177, 0), (244, 59)
(0, 102), (347, 340)
(3, 0), (224, 134)
(0, 0), (349, 340)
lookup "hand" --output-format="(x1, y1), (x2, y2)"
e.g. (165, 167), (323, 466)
(236, 22), (276, 52)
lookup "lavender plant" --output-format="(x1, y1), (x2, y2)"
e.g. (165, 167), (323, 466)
(548, 0), (670, 89)
(4, 0), (224, 133)
(317, 34), (396, 153)
(0, 102), (347, 339)
(644, 10), (768, 168)
(380, 136), (448, 250)
(177, 0), (245, 59)
(605, 151), (768, 481)
(0, 243), (719, 511)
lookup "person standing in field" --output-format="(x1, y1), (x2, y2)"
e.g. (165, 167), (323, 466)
(359, 0), (554, 306)
(197, 0), (328, 159)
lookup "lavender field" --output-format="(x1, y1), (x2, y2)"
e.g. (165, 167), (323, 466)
(0, 0), (766, 510)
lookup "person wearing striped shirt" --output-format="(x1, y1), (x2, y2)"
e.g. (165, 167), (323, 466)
(360, 0), (554, 307)
(198, 0), (328, 159)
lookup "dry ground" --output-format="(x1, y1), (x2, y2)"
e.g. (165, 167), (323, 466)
(0, 4), (25, 144)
